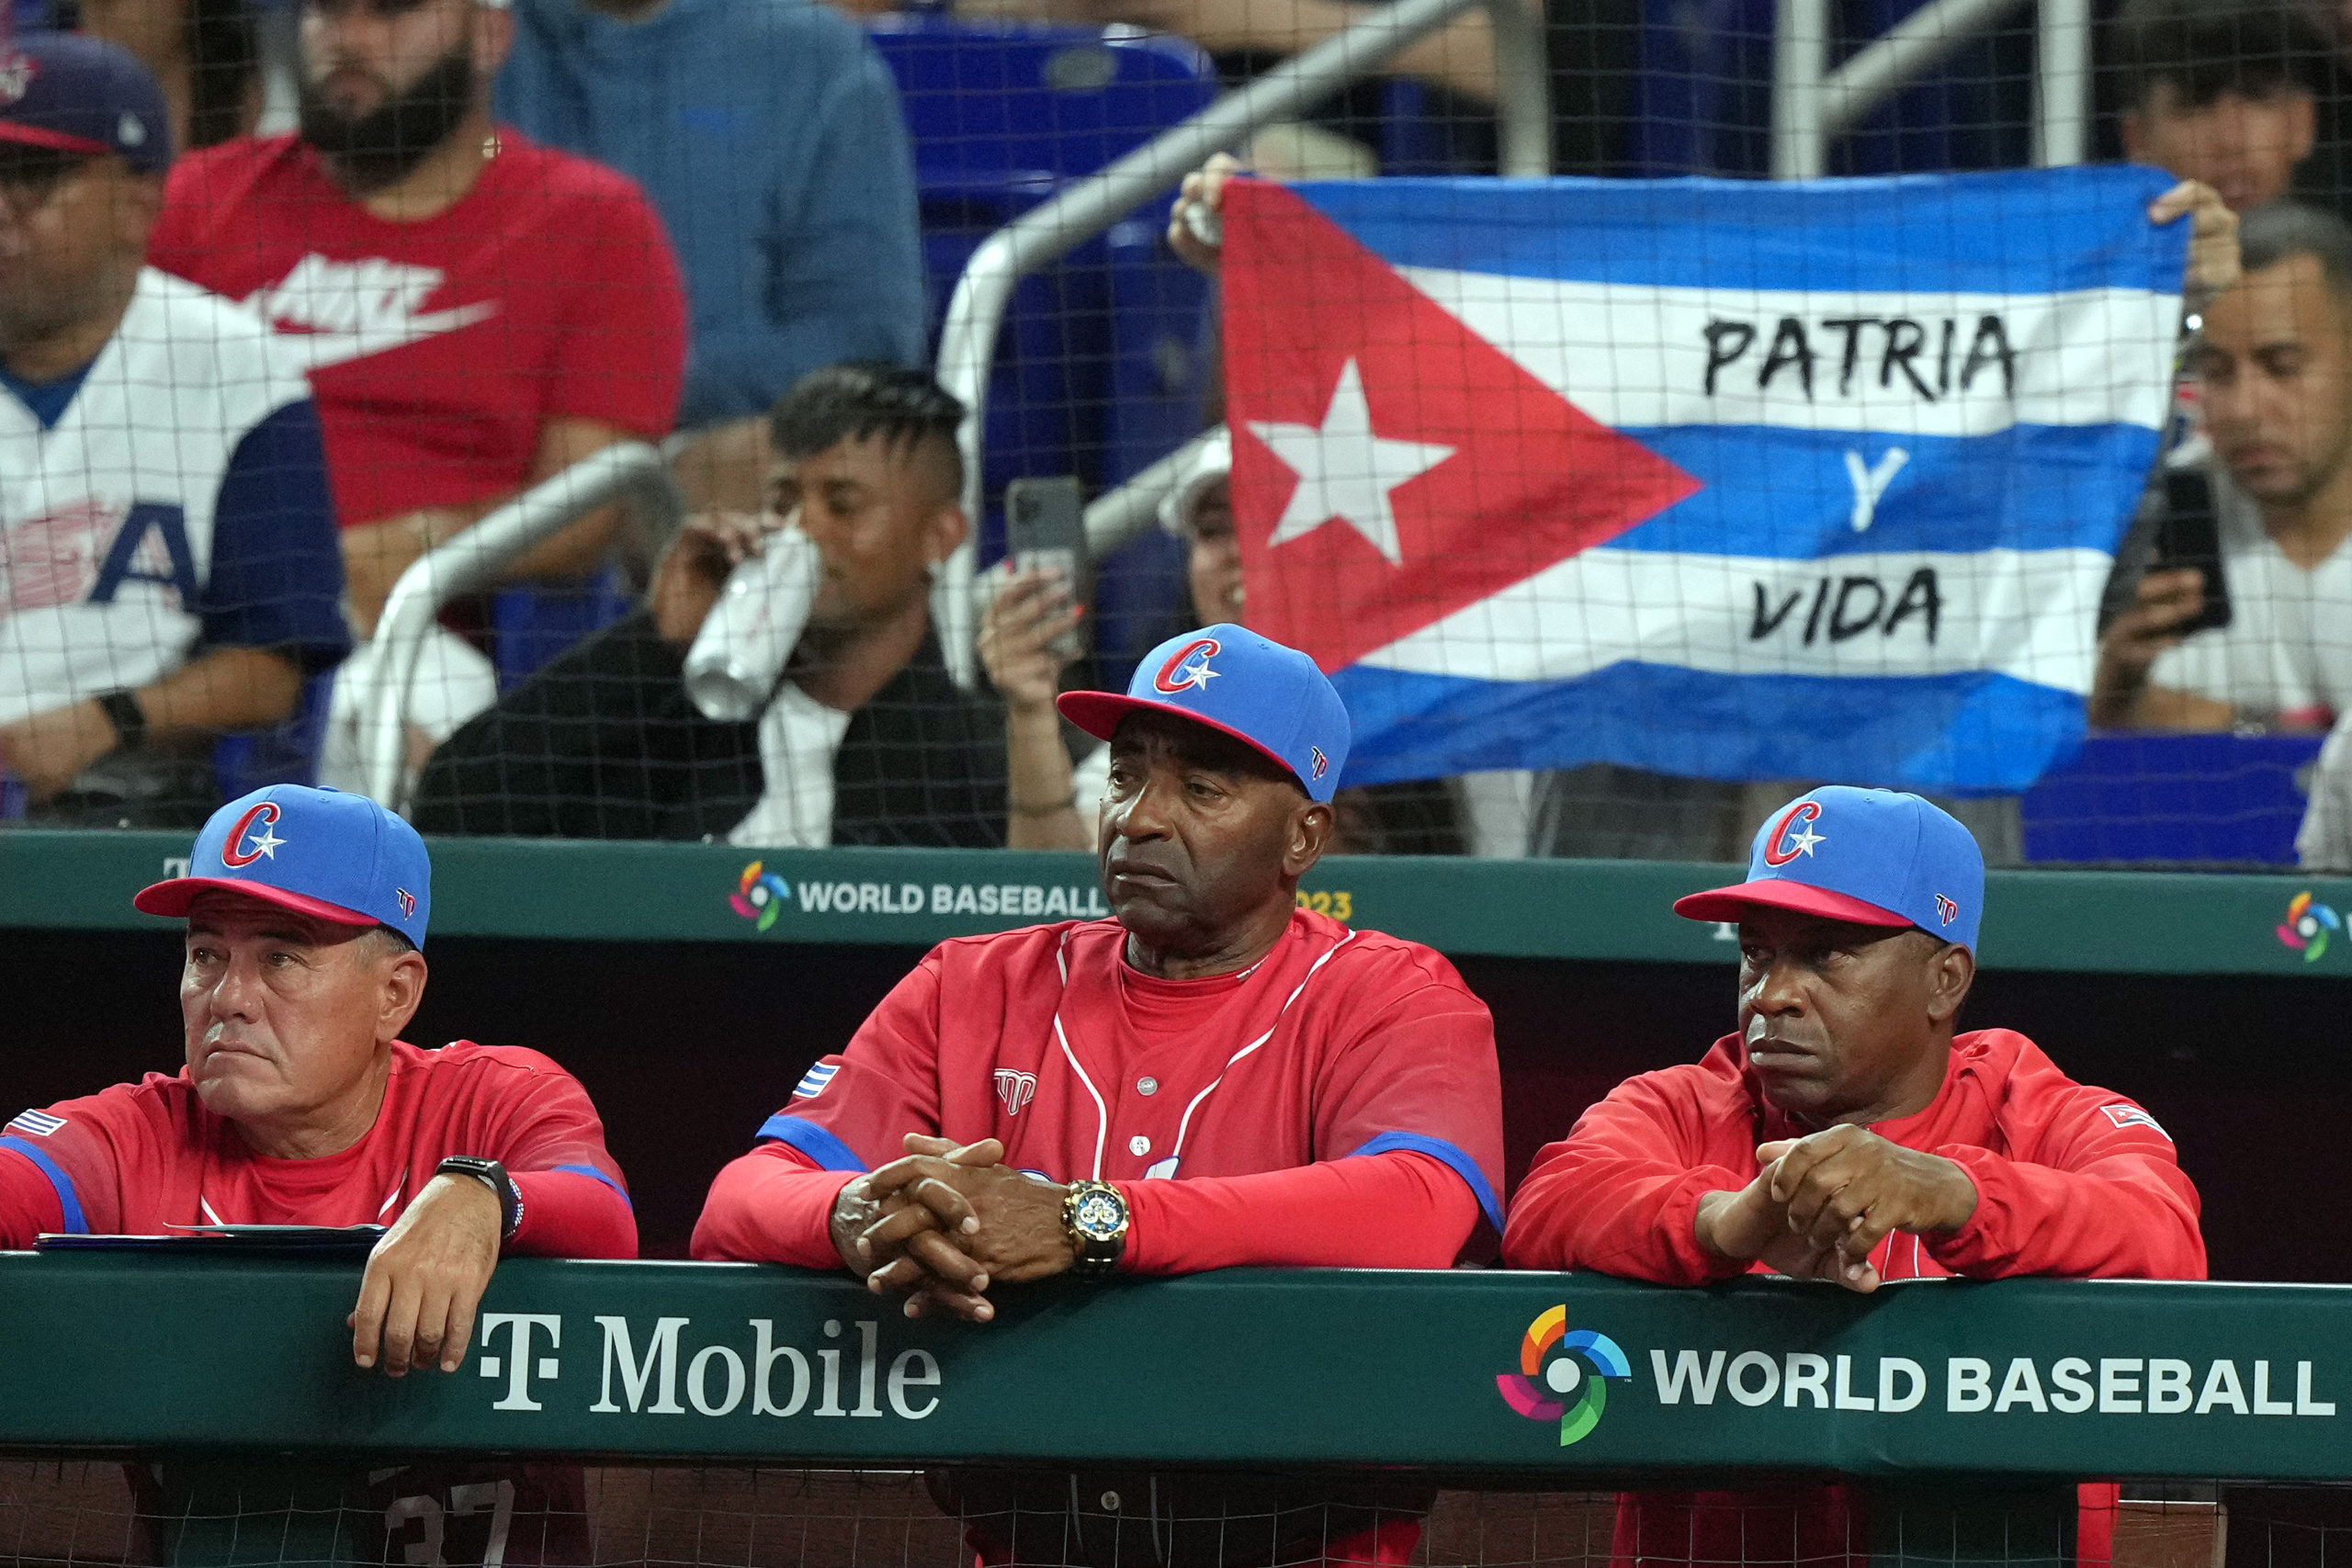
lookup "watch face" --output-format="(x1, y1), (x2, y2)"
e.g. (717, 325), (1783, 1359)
(1071, 1189), (1126, 1241)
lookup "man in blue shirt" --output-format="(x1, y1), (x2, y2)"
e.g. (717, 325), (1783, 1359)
(0, 34), (350, 825)
(496, 0), (927, 511)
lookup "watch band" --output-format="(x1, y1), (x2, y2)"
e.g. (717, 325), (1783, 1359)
(436, 1156), (521, 1240)
(1062, 1179), (1129, 1280)
(96, 690), (146, 750)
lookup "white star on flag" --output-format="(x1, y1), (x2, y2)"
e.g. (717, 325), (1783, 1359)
(1248, 359), (1456, 566)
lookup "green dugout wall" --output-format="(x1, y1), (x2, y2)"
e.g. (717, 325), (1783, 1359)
(5, 833), (2348, 1278)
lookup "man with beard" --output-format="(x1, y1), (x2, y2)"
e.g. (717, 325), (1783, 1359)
(0, 33), (350, 824)
(146, 0), (685, 779)
(2097, 203), (2352, 732)
(1503, 785), (2204, 1568)
(690, 620), (1502, 1568)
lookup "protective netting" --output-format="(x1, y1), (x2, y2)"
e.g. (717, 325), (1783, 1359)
(0, 1463), (2316, 1568)
(5, 0), (2352, 863)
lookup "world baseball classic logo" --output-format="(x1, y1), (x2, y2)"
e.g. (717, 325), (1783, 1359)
(1496, 1308), (1630, 1446)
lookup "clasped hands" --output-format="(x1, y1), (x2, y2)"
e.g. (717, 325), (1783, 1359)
(831, 1134), (1079, 1322)
(1694, 1124), (1978, 1293)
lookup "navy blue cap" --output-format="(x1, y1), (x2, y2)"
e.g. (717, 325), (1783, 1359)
(1057, 624), (1352, 803)
(0, 32), (172, 175)
(1672, 786), (1984, 951)
(135, 785), (433, 947)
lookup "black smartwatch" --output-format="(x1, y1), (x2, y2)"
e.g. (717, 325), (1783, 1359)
(96, 690), (146, 750)
(436, 1156), (522, 1240)
(1062, 1180), (1129, 1279)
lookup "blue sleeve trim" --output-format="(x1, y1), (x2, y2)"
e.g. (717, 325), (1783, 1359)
(203, 399), (353, 673)
(550, 1162), (633, 1210)
(755, 1115), (868, 1174)
(1349, 1131), (1503, 1231)
(0, 1137), (87, 1235)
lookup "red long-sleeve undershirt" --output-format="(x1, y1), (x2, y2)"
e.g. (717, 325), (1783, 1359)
(0, 1161), (633, 1258)
(689, 1139), (1478, 1272)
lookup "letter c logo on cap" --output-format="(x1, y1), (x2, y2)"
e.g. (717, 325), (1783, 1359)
(1153, 637), (1222, 695)
(1761, 800), (1826, 866)
(220, 802), (284, 868)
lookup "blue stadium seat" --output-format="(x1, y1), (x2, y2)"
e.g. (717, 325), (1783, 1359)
(871, 17), (1216, 666)
(2019, 733), (2327, 865)
(212, 671), (335, 797)
(492, 569), (636, 692)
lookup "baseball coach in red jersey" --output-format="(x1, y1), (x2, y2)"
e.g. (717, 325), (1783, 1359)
(1503, 784), (2204, 1568)
(695, 622), (1503, 1565)
(0, 784), (634, 1378)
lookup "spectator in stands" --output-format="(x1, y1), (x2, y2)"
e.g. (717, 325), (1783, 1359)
(76, 0), (263, 151)
(2111, 0), (2333, 215)
(1503, 785), (2204, 1568)
(2096, 203), (2352, 731)
(147, 0), (687, 789)
(981, 429), (1461, 852)
(413, 363), (1007, 844)
(694, 620), (1500, 1563)
(495, 0), (925, 513)
(0, 34), (348, 826)
(7, 784), (633, 1558)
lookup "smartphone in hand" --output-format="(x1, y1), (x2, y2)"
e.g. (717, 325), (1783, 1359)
(2152, 468), (2233, 636)
(1005, 476), (1088, 660)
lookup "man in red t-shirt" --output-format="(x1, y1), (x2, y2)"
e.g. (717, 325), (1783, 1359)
(1502, 785), (2205, 1568)
(695, 624), (1502, 1566)
(146, 0), (685, 637)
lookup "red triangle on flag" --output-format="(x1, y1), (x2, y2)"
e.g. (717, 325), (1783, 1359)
(1221, 181), (1702, 673)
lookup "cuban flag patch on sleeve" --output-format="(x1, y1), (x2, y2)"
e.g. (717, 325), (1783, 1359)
(2101, 1103), (2169, 1138)
(792, 1062), (840, 1100)
(6, 1110), (64, 1138)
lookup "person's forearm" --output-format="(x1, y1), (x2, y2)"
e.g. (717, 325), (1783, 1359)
(2092, 675), (2236, 731)
(342, 505), (617, 637)
(1116, 1151), (1477, 1273)
(137, 645), (303, 735)
(1120, 0), (1500, 100)
(1926, 1149), (2206, 1280)
(691, 1144), (858, 1267)
(506, 1169), (638, 1259)
(1005, 707), (1089, 852)
(1502, 1141), (1751, 1284)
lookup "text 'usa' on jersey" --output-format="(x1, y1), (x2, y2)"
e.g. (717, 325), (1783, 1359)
(753, 909), (1506, 1227)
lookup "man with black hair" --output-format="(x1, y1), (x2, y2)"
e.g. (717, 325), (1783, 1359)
(2110, 0), (2333, 213)
(413, 362), (1008, 845)
(146, 0), (687, 636)
(2098, 201), (2352, 732)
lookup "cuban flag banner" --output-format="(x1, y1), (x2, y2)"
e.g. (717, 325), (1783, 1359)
(1222, 168), (2188, 794)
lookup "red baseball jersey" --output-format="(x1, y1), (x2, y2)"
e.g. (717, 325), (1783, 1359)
(0, 1040), (633, 1255)
(149, 132), (685, 526)
(1503, 1026), (2204, 1284)
(762, 908), (1505, 1230)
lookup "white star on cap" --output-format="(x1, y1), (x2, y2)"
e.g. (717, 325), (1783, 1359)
(245, 824), (286, 860)
(1785, 824), (1825, 856)
(1248, 359), (1455, 567)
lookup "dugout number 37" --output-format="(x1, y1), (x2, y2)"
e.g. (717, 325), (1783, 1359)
(1295, 889), (1353, 919)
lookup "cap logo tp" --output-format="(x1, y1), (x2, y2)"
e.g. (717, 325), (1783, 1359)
(1310, 746), (1329, 780)
(1935, 894), (1959, 927)
(395, 888), (417, 919)
(1151, 637), (1222, 695)
(219, 802), (286, 868)
(1760, 800), (1826, 866)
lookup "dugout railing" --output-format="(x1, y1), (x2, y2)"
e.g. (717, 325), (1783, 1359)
(0, 1256), (2337, 1564)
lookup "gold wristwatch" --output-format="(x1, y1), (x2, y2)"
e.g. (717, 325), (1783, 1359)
(1062, 1180), (1130, 1279)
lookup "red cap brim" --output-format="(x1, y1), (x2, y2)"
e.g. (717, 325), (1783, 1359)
(1056, 692), (1301, 784)
(0, 123), (113, 157)
(133, 877), (377, 927)
(1671, 879), (1913, 928)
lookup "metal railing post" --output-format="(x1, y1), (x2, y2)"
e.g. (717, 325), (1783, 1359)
(1488, 0), (1555, 178)
(932, 0), (1503, 687)
(361, 442), (683, 812)
(2035, 0), (2091, 166)
(1771, 0), (1830, 179)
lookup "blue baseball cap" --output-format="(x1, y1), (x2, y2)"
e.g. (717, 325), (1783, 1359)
(0, 33), (173, 176)
(1057, 624), (1351, 803)
(135, 785), (432, 947)
(1672, 786), (1984, 951)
